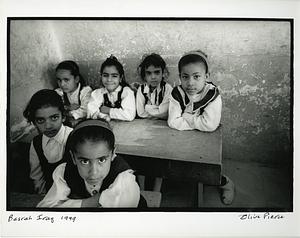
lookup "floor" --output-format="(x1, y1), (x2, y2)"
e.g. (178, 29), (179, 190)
(159, 159), (293, 210)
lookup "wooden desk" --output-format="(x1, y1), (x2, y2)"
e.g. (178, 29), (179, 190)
(110, 119), (222, 207)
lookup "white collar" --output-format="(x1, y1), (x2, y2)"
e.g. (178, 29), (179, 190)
(67, 83), (81, 97)
(43, 124), (65, 145)
(143, 83), (161, 94)
(104, 85), (122, 95)
(187, 83), (211, 102)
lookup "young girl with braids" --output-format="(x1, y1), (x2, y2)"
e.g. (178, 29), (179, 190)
(136, 53), (172, 119)
(135, 53), (173, 192)
(168, 50), (234, 205)
(87, 55), (136, 122)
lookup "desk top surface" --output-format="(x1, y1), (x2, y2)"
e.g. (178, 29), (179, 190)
(110, 119), (222, 165)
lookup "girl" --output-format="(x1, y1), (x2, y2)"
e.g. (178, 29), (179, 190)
(23, 89), (73, 194)
(136, 53), (172, 192)
(55, 60), (92, 127)
(37, 119), (146, 208)
(168, 50), (234, 205)
(87, 55), (136, 122)
(136, 53), (173, 119)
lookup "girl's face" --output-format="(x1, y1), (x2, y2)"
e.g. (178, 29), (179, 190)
(101, 66), (121, 93)
(180, 62), (209, 96)
(72, 140), (113, 186)
(56, 69), (79, 94)
(144, 65), (163, 89)
(34, 106), (64, 138)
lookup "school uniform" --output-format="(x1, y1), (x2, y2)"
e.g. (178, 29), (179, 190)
(136, 81), (173, 119)
(37, 155), (146, 208)
(87, 85), (136, 121)
(56, 83), (92, 120)
(168, 82), (222, 131)
(29, 125), (73, 194)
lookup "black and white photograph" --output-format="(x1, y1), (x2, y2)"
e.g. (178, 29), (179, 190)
(1, 0), (299, 237)
(7, 18), (293, 211)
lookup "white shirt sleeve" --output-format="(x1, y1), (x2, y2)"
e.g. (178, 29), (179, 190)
(109, 87), (136, 121)
(29, 142), (46, 194)
(37, 163), (82, 208)
(136, 86), (151, 118)
(70, 86), (92, 120)
(167, 95), (194, 131)
(182, 95), (222, 132)
(145, 83), (172, 119)
(87, 89), (107, 119)
(99, 170), (140, 207)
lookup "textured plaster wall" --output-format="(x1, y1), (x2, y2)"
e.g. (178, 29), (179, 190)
(9, 20), (291, 165)
(10, 21), (62, 125)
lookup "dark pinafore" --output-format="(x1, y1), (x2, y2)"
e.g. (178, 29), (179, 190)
(102, 87), (124, 109)
(64, 155), (147, 208)
(32, 134), (66, 192)
(62, 83), (84, 107)
(140, 81), (166, 105)
(62, 84), (84, 127)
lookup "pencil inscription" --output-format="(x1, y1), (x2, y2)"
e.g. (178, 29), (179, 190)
(239, 212), (284, 220)
(8, 214), (77, 223)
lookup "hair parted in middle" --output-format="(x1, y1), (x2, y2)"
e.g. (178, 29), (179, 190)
(100, 55), (129, 88)
(56, 60), (86, 86)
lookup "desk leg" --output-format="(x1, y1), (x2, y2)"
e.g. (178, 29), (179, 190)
(198, 182), (204, 207)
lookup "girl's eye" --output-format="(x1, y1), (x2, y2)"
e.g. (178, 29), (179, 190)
(194, 75), (201, 80)
(51, 115), (59, 121)
(181, 75), (188, 80)
(98, 158), (107, 164)
(35, 118), (45, 124)
(80, 159), (89, 165)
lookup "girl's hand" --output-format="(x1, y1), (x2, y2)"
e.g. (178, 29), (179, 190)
(103, 115), (111, 122)
(100, 105), (111, 114)
(81, 193), (101, 208)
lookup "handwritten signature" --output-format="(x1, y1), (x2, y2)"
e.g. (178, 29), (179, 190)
(239, 212), (284, 220)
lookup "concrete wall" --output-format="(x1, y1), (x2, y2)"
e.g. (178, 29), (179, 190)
(10, 21), (62, 125)
(9, 20), (291, 165)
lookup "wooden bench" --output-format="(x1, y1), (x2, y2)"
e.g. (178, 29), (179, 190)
(110, 119), (222, 207)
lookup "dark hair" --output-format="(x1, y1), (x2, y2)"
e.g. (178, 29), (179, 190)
(68, 119), (115, 153)
(23, 89), (65, 123)
(178, 51), (209, 74)
(56, 60), (86, 86)
(138, 53), (169, 81)
(100, 55), (129, 87)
